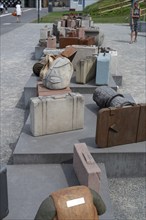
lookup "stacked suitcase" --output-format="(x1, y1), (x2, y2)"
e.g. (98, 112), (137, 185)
(95, 52), (111, 85)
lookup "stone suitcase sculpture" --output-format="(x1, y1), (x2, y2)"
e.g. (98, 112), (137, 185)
(34, 185), (106, 220)
(95, 53), (111, 85)
(96, 104), (146, 148)
(30, 93), (84, 136)
(73, 143), (101, 193)
(93, 86), (135, 109)
(37, 82), (72, 97)
(76, 56), (96, 84)
(42, 57), (73, 90)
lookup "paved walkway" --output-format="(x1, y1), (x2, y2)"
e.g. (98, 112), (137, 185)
(0, 23), (146, 220)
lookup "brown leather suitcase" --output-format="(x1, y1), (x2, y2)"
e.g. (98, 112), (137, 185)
(73, 143), (101, 193)
(96, 104), (146, 148)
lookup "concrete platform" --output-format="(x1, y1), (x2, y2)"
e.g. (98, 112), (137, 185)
(13, 94), (146, 177)
(5, 164), (114, 220)
(23, 74), (118, 108)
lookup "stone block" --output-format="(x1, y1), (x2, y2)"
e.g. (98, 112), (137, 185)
(0, 166), (9, 219)
(47, 36), (56, 48)
(61, 19), (66, 27)
(30, 93), (84, 136)
(59, 27), (66, 37)
(85, 28), (104, 46)
(81, 19), (90, 28)
(80, 36), (95, 45)
(95, 53), (111, 85)
(109, 50), (118, 76)
(24, 76), (38, 108)
(59, 37), (80, 48)
(66, 30), (77, 37)
(40, 26), (50, 40)
(73, 143), (101, 193)
(35, 45), (46, 60)
(112, 75), (122, 86)
(37, 82), (72, 97)
(69, 45), (98, 70)
(43, 48), (64, 56)
(76, 27), (85, 38)
(67, 19), (76, 28)
(76, 56), (96, 84)
(85, 28), (99, 37)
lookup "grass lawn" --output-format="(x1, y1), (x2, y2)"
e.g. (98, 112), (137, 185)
(33, 0), (145, 24)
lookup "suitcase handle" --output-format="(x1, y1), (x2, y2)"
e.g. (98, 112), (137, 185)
(82, 152), (94, 164)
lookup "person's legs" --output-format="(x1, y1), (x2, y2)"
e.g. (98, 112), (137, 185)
(130, 30), (135, 43)
(133, 19), (138, 42)
(17, 15), (21, 22)
(134, 31), (138, 42)
(130, 24), (135, 43)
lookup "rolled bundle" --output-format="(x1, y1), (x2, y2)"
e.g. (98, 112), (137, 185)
(93, 86), (135, 108)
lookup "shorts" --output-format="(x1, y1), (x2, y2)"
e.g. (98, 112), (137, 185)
(130, 18), (139, 32)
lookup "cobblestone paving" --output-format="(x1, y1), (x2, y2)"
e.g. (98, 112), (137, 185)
(0, 23), (145, 220)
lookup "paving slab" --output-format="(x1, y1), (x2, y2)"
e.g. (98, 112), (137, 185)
(13, 94), (146, 177)
(4, 164), (114, 220)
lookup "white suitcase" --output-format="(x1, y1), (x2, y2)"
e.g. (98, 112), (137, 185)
(30, 93), (84, 136)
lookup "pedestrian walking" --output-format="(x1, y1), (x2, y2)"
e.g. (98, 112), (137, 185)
(130, 1), (141, 43)
(0, 1), (4, 14)
(15, 1), (22, 22)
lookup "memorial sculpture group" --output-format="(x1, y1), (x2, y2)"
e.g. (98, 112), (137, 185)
(30, 13), (146, 218)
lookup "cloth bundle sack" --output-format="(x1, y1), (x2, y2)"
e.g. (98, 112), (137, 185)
(40, 54), (56, 80)
(42, 56), (73, 90)
(51, 185), (99, 220)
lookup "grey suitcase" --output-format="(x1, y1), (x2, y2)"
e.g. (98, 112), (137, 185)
(95, 52), (111, 85)
(73, 143), (101, 193)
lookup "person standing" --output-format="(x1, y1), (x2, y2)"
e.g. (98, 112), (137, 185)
(130, 1), (141, 43)
(15, 1), (22, 22)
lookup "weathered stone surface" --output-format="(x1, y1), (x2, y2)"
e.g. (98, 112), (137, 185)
(76, 56), (96, 84)
(95, 53), (111, 85)
(47, 36), (56, 48)
(93, 86), (135, 108)
(37, 82), (72, 97)
(30, 93), (84, 136)
(35, 45), (46, 60)
(69, 45), (98, 70)
(73, 143), (101, 193)
(40, 26), (50, 40)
